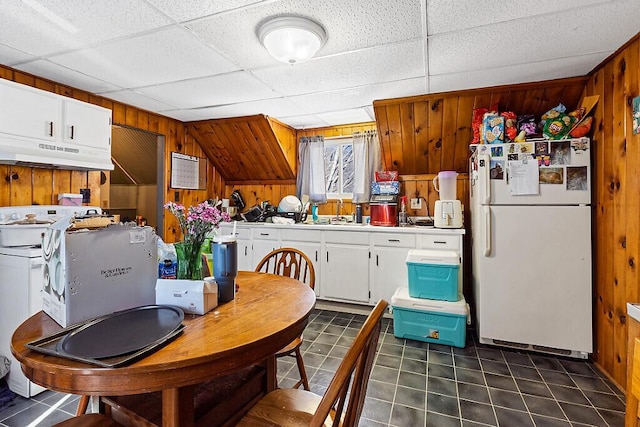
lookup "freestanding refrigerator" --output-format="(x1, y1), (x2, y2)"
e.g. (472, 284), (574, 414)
(469, 137), (592, 359)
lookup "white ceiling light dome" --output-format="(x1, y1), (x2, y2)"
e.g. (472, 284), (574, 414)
(258, 16), (327, 65)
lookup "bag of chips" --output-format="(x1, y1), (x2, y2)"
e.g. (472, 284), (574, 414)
(569, 116), (593, 138)
(543, 113), (576, 140)
(517, 114), (537, 136)
(501, 111), (517, 142)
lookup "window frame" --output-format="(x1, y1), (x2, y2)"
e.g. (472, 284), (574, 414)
(324, 136), (354, 200)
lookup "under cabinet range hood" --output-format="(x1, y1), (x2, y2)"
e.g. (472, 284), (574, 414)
(0, 78), (114, 171)
(0, 134), (114, 171)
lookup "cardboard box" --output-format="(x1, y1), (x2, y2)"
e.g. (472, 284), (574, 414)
(406, 249), (460, 301)
(58, 193), (83, 206)
(42, 223), (158, 327)
(156, 279), (218, 315)
(391, 287), (469, 348)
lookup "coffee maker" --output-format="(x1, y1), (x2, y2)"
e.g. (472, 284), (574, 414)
(433, 171), (463, 228)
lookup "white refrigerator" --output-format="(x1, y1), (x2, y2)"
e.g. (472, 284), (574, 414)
(469, 137), (592, 359)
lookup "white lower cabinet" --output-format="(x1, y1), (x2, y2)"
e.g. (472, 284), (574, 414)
(322, 231), (370, 303)
(370, 233), (416, 304)
(251, 230), (279, 270)
(280, 229), (322, 296)
(218, 223), (464, 305)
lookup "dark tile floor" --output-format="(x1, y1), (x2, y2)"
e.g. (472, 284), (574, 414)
(0, 308), (626, 427)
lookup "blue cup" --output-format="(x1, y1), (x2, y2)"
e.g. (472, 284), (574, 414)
(212, 235), (238, 302)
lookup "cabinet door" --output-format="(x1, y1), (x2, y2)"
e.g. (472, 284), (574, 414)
(0, 80), (60, 142)
(63, 99), (111, 149)
(322, 244), (369, 303)
(280, 241), (321, 296)
(252, 239), (279, 270)
(371, 247), (411, 305)
(237, 239), (252, 271)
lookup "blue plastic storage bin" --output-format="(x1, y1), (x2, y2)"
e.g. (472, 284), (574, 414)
(391, 287), (468, 348)
(406, 249), (460, 301)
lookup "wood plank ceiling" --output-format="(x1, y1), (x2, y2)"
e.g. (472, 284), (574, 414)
(186, 115), (296, 183)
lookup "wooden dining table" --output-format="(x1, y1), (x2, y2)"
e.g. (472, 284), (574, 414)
(11, 271), (316, 427)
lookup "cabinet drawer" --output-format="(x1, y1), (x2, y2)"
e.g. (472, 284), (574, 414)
(325, 231), (369, 245)
(419, 234), (460, 250)
(372, 233), (415, 247)
(253, 229), (279, 240)
(280, 228), (321, 242)
(233, 228), (251, 240)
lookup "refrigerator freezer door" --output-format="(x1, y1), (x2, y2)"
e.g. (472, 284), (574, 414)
(475, 138), (591, 206)
(474, 205), (592, 354)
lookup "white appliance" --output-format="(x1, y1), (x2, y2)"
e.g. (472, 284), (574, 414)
(0, 205), (101, 397)
(434, 200), (463, 228)
(469, 137), (592, 359)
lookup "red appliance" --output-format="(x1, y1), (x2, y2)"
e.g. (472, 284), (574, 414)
(370, 195), (398, 226)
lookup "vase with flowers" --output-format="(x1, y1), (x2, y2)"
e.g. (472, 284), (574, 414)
(164, 200), (231, 280)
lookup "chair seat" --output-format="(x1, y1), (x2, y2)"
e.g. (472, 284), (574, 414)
(275, 335), (302, 357)
(54, 413), (123, 427)
(236, 388), (335, 427)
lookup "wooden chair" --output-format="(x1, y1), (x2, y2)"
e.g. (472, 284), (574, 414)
(255, 247), (316, 390)
(237, 299), (388, 427)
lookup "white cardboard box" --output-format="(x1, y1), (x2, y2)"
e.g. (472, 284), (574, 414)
(42, 223), (158, 327)
(156, 279), (218, 315)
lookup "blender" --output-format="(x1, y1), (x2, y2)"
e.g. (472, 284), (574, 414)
(433, 171), (463, 228)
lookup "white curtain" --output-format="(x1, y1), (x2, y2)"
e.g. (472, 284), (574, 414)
(296, 136), (327, 203)
(352, 131), (381, 204)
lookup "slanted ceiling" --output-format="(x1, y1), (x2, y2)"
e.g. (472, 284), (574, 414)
(186, 115), (296, 183)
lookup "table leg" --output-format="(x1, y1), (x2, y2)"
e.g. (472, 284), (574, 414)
(163, 386), (195, 427)
(265, 355), (277, 392)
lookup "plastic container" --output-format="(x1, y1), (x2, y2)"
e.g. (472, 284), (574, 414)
(391, 287), (468, 348)
(406, 249), (460, 301)
(432, 171), (458, 200)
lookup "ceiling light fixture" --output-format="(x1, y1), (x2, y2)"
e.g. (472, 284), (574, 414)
(258, 16), (326, 65)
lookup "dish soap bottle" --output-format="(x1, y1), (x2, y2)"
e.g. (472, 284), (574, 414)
(398, 196), (408, 227)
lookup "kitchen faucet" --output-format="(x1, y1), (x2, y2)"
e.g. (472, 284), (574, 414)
(335, 198), (343, 220)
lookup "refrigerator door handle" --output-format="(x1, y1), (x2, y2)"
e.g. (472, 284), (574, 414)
(484, 206), (491, 256)
(480, 152), (491, 204)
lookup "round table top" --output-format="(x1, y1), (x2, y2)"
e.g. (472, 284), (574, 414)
(11, 271), (316, 395)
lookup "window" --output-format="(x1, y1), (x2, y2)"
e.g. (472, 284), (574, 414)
(324, 138), (354, 199)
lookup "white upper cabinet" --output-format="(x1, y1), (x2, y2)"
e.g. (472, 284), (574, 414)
(0, 81), (61, 142)
(0, 79), (113, 170)
(63, 99), (111, 149)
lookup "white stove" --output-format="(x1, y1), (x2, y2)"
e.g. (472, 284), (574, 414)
(0, 205), (100, 397)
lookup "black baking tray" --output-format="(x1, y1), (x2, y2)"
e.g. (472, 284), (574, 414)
(26, 305), (185, 368)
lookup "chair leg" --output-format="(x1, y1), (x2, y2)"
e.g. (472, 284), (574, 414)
(75, 395), (90, 416)
(294, 347), (310, 391)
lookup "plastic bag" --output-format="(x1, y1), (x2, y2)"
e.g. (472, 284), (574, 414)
(157, 238), (177, 279)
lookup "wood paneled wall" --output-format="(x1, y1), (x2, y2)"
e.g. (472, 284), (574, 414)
(0, 65), (226, 242)
(373, 77), (588, 175)
(585, 34), (640, 389)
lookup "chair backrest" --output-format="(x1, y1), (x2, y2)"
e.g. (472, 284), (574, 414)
(254, 247), (316, 289)
(311, 299), (388, 427)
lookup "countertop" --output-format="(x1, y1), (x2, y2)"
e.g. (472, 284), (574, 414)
(221, 220), (466, 235)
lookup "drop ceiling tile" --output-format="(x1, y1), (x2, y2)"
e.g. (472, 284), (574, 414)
(0, 0), (172, 57)
(99, 90), (179, 113)
(191, 97), (303, 120)
(253, 40), (425, 96)
(429, 52), (610, 94)
(136, 71), (279, 109)
(156, 109), (206, 122)
(315, 108), (374, 126)
(49, 26), (238, 88)
(428, 3), (640, 75)
(14, 60), (120, 93)
(277, 115), (330, 129)
(0, 44), (37, 66)
(287, 78), (427, 116)
(188, 0), (422, 70)
(426, 0), (610, 35)
(147, 0), (267, 23)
